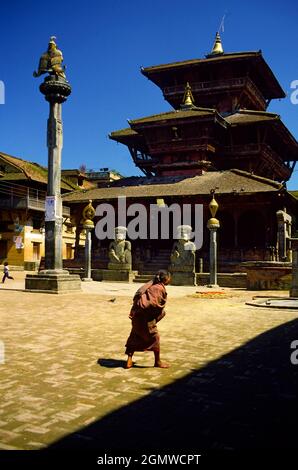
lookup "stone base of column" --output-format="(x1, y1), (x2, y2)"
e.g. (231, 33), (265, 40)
(82, 277), (93, 282)
(170, 271), (196, 286)
(206, 284), (220, 289)
(25, 271), (81, 293)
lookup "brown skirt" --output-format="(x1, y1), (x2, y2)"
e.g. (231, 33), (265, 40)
(125, 316), (160, 354)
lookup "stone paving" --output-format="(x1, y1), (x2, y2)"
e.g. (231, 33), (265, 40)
(0, 272), (297, 450)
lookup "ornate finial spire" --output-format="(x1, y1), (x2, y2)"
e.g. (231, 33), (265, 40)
(210, 32), (224, 56)
(81, 200), (95, 228)
(181, 82), (195, 108)
(207, 189), (220, 230)
(209, 190), (219, 218)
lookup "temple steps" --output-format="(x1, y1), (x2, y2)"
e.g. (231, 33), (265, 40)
(133, 275), (155, 283)
(134, 270), (162, 283)
(133, 272), (247, 287)
(139, 249), (171, 274)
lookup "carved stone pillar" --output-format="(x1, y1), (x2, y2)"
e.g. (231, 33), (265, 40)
(25, 38), (81, 292)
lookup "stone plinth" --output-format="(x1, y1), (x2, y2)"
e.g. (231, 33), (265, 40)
(92, 269), (136, 282)
(170, 271), (196, 286)
(25, 271), (81, 293)
(196, 272), (247, 288)
(241, 261), (292, 290)
(108, 263), (132, 271)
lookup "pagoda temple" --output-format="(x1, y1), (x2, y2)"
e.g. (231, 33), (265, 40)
(63, 34), (298, 276)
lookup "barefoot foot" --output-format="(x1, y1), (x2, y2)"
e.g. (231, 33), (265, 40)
(154, 361), (170, 368)
(125, 357), (134, 369)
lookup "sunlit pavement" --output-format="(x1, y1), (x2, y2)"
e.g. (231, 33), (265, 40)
(0, 272), (297, 450)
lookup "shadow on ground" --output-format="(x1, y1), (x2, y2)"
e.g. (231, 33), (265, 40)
(97, 358), (127, 368)
(97, 358), (147, 369)
(49, 318), (298, 451)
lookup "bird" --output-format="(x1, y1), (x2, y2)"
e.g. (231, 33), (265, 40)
(109, 298), (116, 303)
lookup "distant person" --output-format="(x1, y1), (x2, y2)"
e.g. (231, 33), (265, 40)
(125, 270), (171, 369)
(2, 262), (14, 284)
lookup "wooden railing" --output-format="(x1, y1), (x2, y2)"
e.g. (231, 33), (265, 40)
(0, 181), (70, 217)
(223, 143), (285, 164)
(163, 77), (266, 109)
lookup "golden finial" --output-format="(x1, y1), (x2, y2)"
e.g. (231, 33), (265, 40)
(81, 199), (95, 228)
(210, 32), (224, 56)
(181, 82), (195, 108)
(207, 190), (220, 228)
(209, 195), (219, 218)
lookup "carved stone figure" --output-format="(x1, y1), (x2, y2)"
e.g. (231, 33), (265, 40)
(276, 209), (292, 262)
(108, 226), (132, 270)
(33, 36), (66, 79)
(170, 225), (196, 271)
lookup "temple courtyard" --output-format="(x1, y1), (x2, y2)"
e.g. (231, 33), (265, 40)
(0, 272), (297, 451)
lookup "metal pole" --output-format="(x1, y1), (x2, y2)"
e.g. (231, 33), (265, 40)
(207, 191), (220, 288)
(209, 227), (218, 285)
(83, 227), (92, 281)
(81, 201), (95, 282)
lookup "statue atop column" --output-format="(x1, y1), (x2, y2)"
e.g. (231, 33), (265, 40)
(33, 36), (66, 79)
(33, 36), (71, 105)
(170, 225), (196, 285)
(108, 226), (132, 270)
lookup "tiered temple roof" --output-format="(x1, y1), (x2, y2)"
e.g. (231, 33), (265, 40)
(109, 35), (298, 182)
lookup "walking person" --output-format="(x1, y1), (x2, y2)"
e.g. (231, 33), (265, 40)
(125, 269), (171, 369)
(2, 262), (14, 284)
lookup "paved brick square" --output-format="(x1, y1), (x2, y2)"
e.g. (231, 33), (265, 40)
(0, 274), (297, 450)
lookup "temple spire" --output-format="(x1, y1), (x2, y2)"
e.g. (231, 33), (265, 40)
(210, 32), (224, 56)
(181, 82), (195, 108)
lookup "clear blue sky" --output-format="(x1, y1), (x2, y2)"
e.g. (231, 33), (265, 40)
(0, 0), (298, 187)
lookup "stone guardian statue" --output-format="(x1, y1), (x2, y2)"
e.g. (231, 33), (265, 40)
(108, 226), (132, 270)
(170, 225), (196, 285)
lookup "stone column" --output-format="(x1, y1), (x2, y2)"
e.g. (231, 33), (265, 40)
(25, 38), (81, 293)
(207, 192), (220, 287)
(44, 93), (67, 272)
